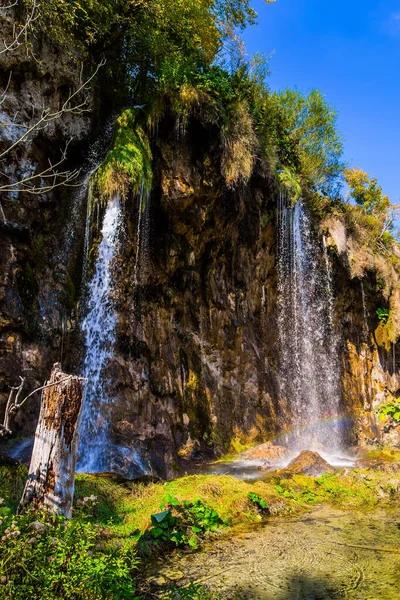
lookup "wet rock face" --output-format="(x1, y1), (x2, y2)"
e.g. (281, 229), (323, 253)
(105, 121), (282, 478)
(330, 253), (400, 448)
(287, 451), (336, 477)
(0, 19), (96, 435)
(243, 442), (288, 463)
(1, 41), (399, 475)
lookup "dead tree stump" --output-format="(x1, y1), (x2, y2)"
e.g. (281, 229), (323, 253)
(19, 363), (84, 517)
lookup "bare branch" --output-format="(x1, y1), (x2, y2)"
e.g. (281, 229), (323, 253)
(0, 59), (105, 160)
(0, 1), (19, 9)
(2, 376), (25, 433)
(0, 138), (82, 195)
(1, 374), (86, 436)
(0, 200), (6, 222)
(0, 0), (39, 55)
(0, 70), (12, 106)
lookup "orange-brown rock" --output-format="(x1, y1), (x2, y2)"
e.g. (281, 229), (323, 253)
(287, 451), (336, 477)
(244, 442), (288, 462)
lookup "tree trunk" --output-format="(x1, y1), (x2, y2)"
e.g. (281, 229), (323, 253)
(19, 363), (84, 517)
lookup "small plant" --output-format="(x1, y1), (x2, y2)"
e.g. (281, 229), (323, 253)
(247, 492), (270, 515)
(0, 500), (138, 600)
(139, 495), (224, 552)
(278, 167), (302, 205)
(376, 308), (390, 324)
(376, 401), (400, 423)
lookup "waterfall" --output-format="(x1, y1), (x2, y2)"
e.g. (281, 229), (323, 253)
(77, 197), (121, 473)
(277, 193), (344, 459)
(77, 192), (148, 477)
(360, 281), (369, 340)
(133, 181), (152, 290)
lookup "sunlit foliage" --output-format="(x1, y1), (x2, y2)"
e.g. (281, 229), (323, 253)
(344, 167), (391, 217)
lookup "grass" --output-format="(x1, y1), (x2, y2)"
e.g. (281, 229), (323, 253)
(0, 461), (399, 600)
(1, 464), (399, 550)
(75, 467), (399, 546)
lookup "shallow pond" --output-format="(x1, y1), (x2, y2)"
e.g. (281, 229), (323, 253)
(153, 506), (400, 599)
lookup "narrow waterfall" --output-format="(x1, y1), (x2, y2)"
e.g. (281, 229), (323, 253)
(77, 197), (121, 473)
(133, 181), (152, 289)
(77, 192), (148, 477)
(277, 194), (344, 459)
(360, 281), (369, 340)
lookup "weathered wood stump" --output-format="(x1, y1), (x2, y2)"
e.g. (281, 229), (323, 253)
(19, 363), (84, 517)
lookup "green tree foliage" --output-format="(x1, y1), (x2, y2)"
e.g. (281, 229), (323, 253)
(20, 0), (346, 196)
(260, 89), (344, 194)
(344, 167), (391, 217)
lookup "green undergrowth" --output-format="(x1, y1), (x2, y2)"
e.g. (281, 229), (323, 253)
(0, 465), (399, 598)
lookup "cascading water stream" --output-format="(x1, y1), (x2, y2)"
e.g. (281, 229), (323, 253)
(278, 193), (344, 460)
(133, 181), (152, 290)
(360, 281), (369, 340)
(77, 189), (149, 477)
(77, 196), (122, 473)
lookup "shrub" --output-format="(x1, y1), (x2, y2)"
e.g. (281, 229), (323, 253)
(221, 100), (257, 187)
(138, 495), (224, 553)
(0, 501), (139, 600)
(247, 492), (270, 515)
(377, 308), (390, 324)
(377, 401), (400, 423)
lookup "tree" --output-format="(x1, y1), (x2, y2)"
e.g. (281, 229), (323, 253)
(257, 88), (344, 195)
(344, 167), (391, 217)
(0, 2), (106, 222)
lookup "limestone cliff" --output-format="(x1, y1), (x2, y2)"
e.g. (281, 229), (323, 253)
(1, 58), (399, 475)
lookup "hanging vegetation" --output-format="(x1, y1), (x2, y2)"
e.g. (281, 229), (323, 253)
(91, 109), (152, 209)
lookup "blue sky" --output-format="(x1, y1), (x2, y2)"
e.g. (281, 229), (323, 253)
(243, 0), (400, 202)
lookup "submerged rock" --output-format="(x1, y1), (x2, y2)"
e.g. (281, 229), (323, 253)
(287, 451), (336, 477)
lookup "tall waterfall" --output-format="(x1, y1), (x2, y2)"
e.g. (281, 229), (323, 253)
(277, 194), (344, 458)
(77, 197), (121, 473)
(77, 194), (148, 477)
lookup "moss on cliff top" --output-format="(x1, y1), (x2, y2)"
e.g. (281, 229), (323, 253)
(91, 109), (152, 210)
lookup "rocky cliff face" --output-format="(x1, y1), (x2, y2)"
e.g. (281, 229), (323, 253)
(0, 12), (97, 434)
(81, 113), (400, 477)
(1, 71), (399, 474)
(324, 218), (400, 449)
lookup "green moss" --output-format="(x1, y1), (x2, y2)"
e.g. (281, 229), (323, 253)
(363, 448), (400, 462)
(278, 166), (302, 205)
(91, 109), (152, 210)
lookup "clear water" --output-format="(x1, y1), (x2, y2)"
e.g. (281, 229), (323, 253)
(158, 506), (400, 599)
(277, 195), (344, 455)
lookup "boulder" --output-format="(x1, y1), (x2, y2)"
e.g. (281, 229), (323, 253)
(287, 451), (336, 477)
(244, 442), (288, 463)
